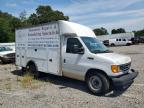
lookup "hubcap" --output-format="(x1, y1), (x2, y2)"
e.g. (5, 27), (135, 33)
(89, 76), (102, 91)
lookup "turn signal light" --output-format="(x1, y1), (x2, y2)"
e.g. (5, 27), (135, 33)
(111, 65), (120, 73)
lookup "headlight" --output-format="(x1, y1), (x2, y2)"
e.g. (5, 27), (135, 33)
(111, 65), (120, 73)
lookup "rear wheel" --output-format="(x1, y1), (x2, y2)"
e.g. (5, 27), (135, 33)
(86, 72), (110, 95)
(26, 64), (39, 78)
(111, 43), (115, 47)
(126, 43), (130, 46)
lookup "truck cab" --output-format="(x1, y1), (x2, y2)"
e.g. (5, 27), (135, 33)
(62, 35), (137, 94)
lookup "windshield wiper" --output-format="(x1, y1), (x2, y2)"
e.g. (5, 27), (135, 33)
(91, 49), (113, 53)
(103, 50), (113, 53)
(91, 49), (103, 53)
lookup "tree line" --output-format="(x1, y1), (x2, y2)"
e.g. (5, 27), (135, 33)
(93, 27), (144, 36)
(0, 5), (143, 43)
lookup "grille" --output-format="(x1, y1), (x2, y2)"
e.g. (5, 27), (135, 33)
(120, 62), (131, 72)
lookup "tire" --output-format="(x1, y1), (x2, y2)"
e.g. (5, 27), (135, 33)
(126, 43), (130, 46)
(0, 59), (8, 64)
(1, 60), (5, 64)
(111, 43), (115, 47)
(86, 72), (110, 95)
(26, 64), (39, 78)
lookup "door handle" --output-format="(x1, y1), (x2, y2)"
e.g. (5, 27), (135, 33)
(87, 57), (94, 60)
(64, 59), (66, 63)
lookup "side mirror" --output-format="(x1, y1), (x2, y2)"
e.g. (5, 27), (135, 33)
(73, 45), (84, 54)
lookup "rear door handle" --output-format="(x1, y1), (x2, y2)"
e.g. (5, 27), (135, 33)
(64, 59), (66, 63)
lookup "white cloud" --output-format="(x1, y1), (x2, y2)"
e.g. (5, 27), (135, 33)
(57, 0), (144, 32)
(70, 9), (144, 22)
(6, 3), (17, 7)
(22, 1), (30, 4)
(21, 0), (38, 5)
(90, 18), (144, 32)
(60, 0), (143, 15)
(97, 9), (144, 17)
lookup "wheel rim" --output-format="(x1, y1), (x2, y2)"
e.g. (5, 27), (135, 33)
(26, 65), (39, 78)
(26, 65), (35, 74)
(89, 76), (102, 92)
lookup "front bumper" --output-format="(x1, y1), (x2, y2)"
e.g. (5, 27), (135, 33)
(111, 69), (138, 89)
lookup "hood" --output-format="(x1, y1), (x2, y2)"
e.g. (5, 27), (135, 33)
(97, 53), (131, 65)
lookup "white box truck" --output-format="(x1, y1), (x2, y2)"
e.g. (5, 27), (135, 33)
(15, 20), (138, 95)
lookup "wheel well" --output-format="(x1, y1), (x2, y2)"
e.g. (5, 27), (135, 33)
(85, 69), (112, 85)
(26, 60), (37, 70)
(111, 43), (115, 46)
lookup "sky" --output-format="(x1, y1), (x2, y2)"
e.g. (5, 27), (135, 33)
(0, 0), (144, 33)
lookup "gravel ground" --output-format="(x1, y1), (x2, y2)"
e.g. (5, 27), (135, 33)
(0, 44), (144, 108)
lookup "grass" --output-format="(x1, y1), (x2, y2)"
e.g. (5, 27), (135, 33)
(17, 73), (43, 89)
(21, 74), (33, 88)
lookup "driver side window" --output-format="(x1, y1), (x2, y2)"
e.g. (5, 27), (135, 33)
(66, 38), (82, 53)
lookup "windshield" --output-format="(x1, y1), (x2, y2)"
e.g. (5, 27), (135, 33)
(0, 47), (13, 52)
(81, 37), (110, 53)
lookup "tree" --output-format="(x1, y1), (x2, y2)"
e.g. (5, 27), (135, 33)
(9, 17), (22, 32)
(28, 13), (39, 25)
(0, 11), (22, 42)
(0, 26), (7, 42)
(19, 10), (27, 22)
(0, 18), (9, 42)
(133, 29), (144, 37)
(111, 28), (126, 34)
(93, 27), (109, 36)
(111, 29), (117, 34)
(19, 10), (30, 27)
(28, 5), (69, 25)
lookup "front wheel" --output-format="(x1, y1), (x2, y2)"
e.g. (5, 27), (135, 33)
(86, 72), (110, 95)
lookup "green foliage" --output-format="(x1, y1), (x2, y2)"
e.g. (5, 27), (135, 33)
(93, 27), (109, 36)
(28, 5), (69, 24)
(0, 17), (12, 42)
(133, 29), (144, 37)
(0, 26), (7, 42)
(111, 28), (126, 34)
(28, 13), (39, 25)
(19, 10), (27, 22)
(0, 5), (69, 43)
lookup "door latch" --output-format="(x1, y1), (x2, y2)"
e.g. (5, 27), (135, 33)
(64, 59), (66, 63)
